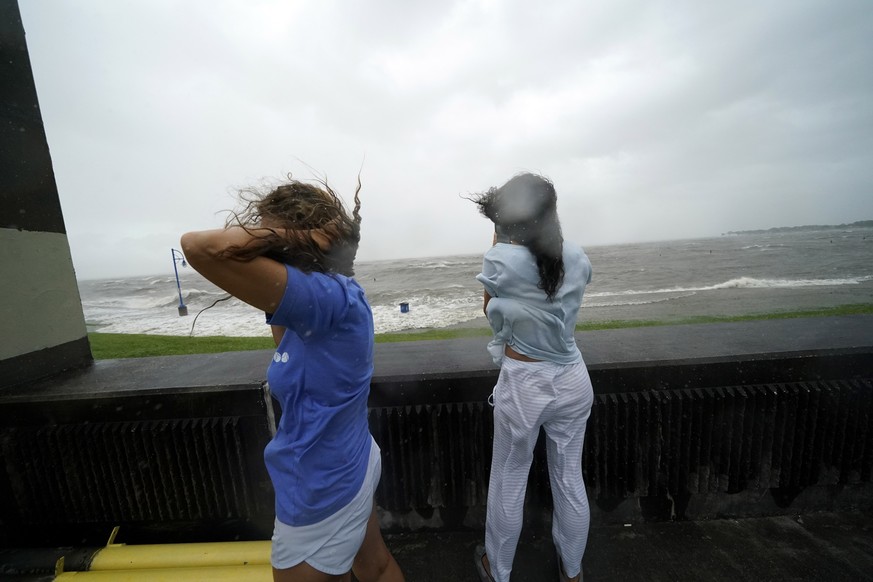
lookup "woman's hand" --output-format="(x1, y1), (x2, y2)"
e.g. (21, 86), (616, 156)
(305, 216), (345, 251)
(309, 228), (333, 251)
(260, 218), (337, 252)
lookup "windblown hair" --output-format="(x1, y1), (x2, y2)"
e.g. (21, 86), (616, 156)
(222, 174), (362, 277)
(472, 173), (564, 300)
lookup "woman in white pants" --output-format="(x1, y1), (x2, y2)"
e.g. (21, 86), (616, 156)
(471, 173), (594, 582)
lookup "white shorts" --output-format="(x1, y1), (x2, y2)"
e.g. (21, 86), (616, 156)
(271, 437), (381, 574)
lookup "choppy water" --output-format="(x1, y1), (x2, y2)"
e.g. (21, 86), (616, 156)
(77, 228), (873, 336)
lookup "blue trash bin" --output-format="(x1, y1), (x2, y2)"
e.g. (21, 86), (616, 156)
(399, 302), (409, 313)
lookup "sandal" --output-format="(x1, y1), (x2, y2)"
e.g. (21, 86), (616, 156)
(474, 544), (495, 582)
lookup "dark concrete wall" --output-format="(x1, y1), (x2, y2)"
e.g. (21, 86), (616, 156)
(0, 1), (91, 388)
(366, 317), (873, 529)
(1, 317), (871, 545)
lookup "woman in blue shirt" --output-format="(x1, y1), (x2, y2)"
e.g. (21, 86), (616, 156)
(472, 173), (594, 582)
(182, 177), (403, 582)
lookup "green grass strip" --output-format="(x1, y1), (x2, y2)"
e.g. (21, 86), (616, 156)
(88, 333), (275, 360)
(575, 303), (873, 331)
(88, 303), (872, 360)
(374, 327), (493, 343)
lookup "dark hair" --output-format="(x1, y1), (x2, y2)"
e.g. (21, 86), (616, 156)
(222, 174), (362, 277)
(472, 173), (564, 300)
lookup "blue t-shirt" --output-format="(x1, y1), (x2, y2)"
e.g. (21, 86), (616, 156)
(264, 264), (374, 526)
(476, 241), (592, 365)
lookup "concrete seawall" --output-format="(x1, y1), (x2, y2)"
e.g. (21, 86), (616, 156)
(368, 315), (873, 530)
(1, 315), (871, 546)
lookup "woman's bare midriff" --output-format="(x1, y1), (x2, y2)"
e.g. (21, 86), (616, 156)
(504, 344), (541, 362)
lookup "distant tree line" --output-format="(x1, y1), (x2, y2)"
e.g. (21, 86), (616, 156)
(724, 220), (873, 235)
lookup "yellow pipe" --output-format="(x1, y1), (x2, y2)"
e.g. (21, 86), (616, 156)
(57, 564), (272, 580)
(88, 541), (271, 571)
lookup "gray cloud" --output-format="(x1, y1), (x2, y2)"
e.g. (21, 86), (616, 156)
(19, 0), (873, 278)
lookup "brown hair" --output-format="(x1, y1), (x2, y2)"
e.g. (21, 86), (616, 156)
(222, 174), (362, 276)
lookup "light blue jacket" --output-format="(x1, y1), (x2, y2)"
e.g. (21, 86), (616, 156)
(476, 241), (592, 365)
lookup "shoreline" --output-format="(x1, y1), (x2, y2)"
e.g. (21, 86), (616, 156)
(86, 304), (873, 360)
(430, 285), (873, 333)
(87, 291), (873, 339)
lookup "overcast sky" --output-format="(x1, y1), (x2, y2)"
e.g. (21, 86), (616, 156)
(20, 0), (873, 279)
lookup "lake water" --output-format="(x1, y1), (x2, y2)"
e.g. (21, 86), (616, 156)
(77, 227), (873, 337)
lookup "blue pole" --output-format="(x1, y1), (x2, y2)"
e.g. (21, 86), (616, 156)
(171, 248), (188, 316)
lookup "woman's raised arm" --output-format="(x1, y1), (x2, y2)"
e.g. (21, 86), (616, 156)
(180, 227), (288, 314)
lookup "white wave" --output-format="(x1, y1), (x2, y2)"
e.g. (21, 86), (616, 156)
(122, 294), (182, 310)
(84, 304), (272, 337)
(706, 276), (873, 289)
(741, 244), (786, 250)
(411, 259), (472, 269)
(371, 295), (482, 333)
(84, 291), (485, 336)
(584, 292), (697, 308)
(587, 275), (873, 298)
(415, 261), (453, 269)
(147, 277), (173, 285)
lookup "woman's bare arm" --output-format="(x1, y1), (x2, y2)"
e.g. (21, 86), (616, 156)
(181, 220), (340, 314)
(271, 325), (286, 347)
(181, 227), (287, 313)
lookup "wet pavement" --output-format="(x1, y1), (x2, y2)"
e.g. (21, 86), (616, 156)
(383, 511), (873, 581)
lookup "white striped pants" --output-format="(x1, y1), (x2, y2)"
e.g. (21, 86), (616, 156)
(485, 357), (594, 582)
